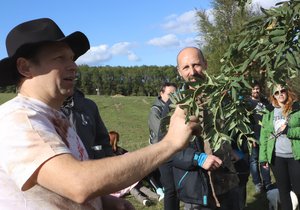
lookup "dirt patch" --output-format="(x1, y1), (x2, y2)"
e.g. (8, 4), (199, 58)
(111, 94), (125, 97)
(142, 99), (150, 104)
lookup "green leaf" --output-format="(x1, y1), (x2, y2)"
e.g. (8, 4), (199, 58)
(270, 35), (286, 43)
(228, 121), (237, 131)
(269, 29), (286, 36)
(238, 38), (247, 51)
(249, 48), (259, 61)
(286, 51), (297, 66)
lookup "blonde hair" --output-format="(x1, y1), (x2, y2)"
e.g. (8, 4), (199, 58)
(270, 87), (298, 117)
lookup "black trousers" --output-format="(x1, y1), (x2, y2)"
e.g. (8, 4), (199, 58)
(159, 161), (180, 210)
(271, 156), (300, 210)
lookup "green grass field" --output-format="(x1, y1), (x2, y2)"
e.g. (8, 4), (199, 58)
(0, 93), (270, 210)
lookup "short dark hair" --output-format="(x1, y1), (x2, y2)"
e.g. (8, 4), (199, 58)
(160, 82), (177, 93)
(251, 80), (260, 88)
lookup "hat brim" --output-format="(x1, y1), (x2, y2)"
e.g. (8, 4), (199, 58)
(60, 31), (90, 61)
(0, 31), (90, 87)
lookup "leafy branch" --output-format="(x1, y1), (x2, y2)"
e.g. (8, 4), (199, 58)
(169, 0), (300, 151)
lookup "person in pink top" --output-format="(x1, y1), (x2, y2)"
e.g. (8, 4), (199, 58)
(0, 18), (204, 210)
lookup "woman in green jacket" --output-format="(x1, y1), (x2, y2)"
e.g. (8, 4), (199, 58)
(259, 83), (300, 210)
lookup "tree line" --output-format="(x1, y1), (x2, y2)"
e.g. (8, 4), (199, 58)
(0, 65), (179, 96)
(75, 65), (178, 96)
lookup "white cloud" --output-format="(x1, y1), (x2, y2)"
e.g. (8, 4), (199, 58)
(161, 10), (198, 34)
(181, 37), (198, 48)
(76, 44), (111, 65)
(251, 0), (282, 9)
(147, 34), (180, 48)
(110, 42), (133, 55)
(128, 51), (140, 61)
(76, 42), (140, 65)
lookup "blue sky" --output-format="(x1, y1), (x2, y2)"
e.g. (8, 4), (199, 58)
(0, 0), (280, 67)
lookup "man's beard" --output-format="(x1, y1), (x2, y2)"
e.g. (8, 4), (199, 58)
(188, 72), (205, 82)
(252, 93), (259, 99)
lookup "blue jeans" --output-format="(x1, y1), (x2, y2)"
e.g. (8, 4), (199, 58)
(249, 146), (271, 186)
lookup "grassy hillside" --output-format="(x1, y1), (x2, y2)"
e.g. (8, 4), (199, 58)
(0, 93), (269, 210)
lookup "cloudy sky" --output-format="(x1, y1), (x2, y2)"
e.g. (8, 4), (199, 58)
(0, 0), (282, 67)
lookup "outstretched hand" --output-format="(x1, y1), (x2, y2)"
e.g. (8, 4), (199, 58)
(165, 106), (201, 150)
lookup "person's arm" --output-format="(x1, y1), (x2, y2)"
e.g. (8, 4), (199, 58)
(286, 110), (300, 140)
(36, 106), (199, 203)
(172, 147), (198, 170)
(172, 147), (222, 171)
(148, 105), (162, 144)
(259, 111), (271, 164)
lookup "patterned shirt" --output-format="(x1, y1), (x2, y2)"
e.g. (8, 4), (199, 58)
(0, 94), (102, 210)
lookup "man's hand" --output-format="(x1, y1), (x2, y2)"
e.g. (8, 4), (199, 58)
(201, 154), (222, 171)
(102, 195), (135, 210)
(165, 106), (200, 150)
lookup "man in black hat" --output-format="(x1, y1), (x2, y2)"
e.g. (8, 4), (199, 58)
(0, 18), (202, 210)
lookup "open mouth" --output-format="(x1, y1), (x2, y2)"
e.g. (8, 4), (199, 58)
(63, 76), (75, 82)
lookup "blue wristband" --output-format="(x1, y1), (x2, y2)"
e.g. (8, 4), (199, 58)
(194, 153), (208, 167)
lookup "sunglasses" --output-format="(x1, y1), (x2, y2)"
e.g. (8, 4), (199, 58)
(274, 89), (287, 97)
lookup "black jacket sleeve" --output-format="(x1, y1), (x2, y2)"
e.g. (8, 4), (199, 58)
(172, 147), (199, 170)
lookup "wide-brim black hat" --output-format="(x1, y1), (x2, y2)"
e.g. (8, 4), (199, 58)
(0, 18), (90, 86)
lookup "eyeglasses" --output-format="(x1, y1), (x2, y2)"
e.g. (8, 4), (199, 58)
(274, 89), (287, 97)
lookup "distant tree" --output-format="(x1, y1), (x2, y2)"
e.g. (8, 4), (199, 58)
(80, 69), (94, 94)
(76, 65), (178, 96)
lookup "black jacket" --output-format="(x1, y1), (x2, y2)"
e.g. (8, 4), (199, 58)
(62, 89), (113, 159)
(172, 139), (213, 206)
(158, 102), (213, 206)
(246, 96), (270, 140)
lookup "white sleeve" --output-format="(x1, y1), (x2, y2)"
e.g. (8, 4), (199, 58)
(0, 109), (71, 190)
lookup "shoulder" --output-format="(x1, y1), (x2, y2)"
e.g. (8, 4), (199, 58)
(73, 94), (98, 112)
(260, 96), (270, 105)
(151, 98), (165, 111)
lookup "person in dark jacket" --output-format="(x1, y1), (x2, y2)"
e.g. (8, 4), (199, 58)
(158, 47), (224, 210)
(246, 81), (272, 193)
(61, 88), (114, 159)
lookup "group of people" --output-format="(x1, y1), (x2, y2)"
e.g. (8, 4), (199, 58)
(147, 49), (300, 210)
(0, 17), (299, 210)
(148, 47), (241, 210)
(0, 18), (203, 210)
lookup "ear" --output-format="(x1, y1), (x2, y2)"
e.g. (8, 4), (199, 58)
(16, 57), (33, 78)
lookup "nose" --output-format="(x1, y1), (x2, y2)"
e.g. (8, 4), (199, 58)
(69, 60), (78, 72)
(189, 66), (197, 76)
